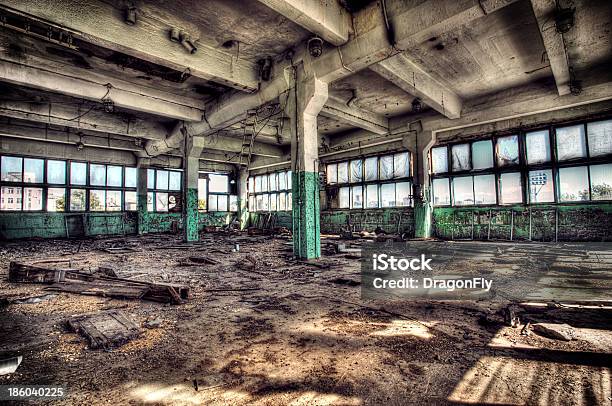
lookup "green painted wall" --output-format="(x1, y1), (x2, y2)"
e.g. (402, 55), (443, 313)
(248, 212), (293, 229)
(320, 208), (415, 236)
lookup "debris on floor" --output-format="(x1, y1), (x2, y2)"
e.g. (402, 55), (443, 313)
(0, 356), (22, 375)
(532, 322), (576, 341)
(66, 310), (141, 350)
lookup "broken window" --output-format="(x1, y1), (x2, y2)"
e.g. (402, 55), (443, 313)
(326, 164), (337, 184)
(452, 144), (471, 172)
(393, 152), (410, 178)
(587, 119), (612, 157)
(70, 189), (86, 211)
(556, 124), (587, 161)
(147, 192), (154, 212)
(338, 187), (350, 208)
(24, 159), (44, 183)
(90, 164), (106, 186)
(125, 167), (137, 188)
(1, 186), (21, 210)
(168, 171), (181, 191)
(71, 162), (87, 186)
(558, 166), (589, 201)
(248, 195), (254, 211)
(529, 169), (554, 203)
(337, 161), (349, 183)
(396, 182), (412, 206)
(156, 170), (169, 190)
(260, 194), (269, 211)
(270, 193), (278, 211)
(209, 174), (228, 193)
(499, 172), (523, 204)
(1, 156), (22, 182)
(589, 164), (612, 200)
(432, 178), (450, 206)
(496, 135), (519, 167)
(431, 146), (448, 174)
(90, 190), (105, 211)
(198, 178), (207, 210)
(365, 157), (378, 181)
(366, 184), (378, 208)
(525, 130), (551, 164)
(147, 169), (155, 189)
(22, 187), (43, 211)
(106, 190), (121, 211)
(473, 175), (496, 205)
(255, 194), (263, 211)
(229, 195), (238, 212)
(380, 183), (395, 207)
(471, 140), (493, 170)
(217, 195), (228, 211)
(47, 188), (65, 212)
(47, 160), (66, 184)
(452, 176), (474, 206)
(278, 192), (286, 211)
(380, 155), (394, 180)
(156, 192), (169, 212)
(350, 159), (363, 183)
(124, 191), (137, 211)
(351, 185), (363, 208)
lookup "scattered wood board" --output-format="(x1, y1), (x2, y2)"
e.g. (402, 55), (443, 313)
(67, 310), (141, 350)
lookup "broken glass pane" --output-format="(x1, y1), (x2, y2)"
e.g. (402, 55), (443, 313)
(124, 191), (137, 211)
(24, 158), (44, 183)
(71, 162), (87, 185)
(432, 178), (450, 206)
(156, 170), (169, 190)
(452, 176), (474, 206)
(366, 184), (378, 208)
(156, 192), (169, 211)
(431, 146), (448, 174)
(556, 124), (587, 161)
(496, 135), (519, 167)
(351, 185), (363, 208)
(589, 164), (612, 200)
(587, 119), (612, 157)
(107, 166), (122, 187)
(70, 189), (86, 211)
(147, 192), (154, 212)
(337, 161), (349, 183)
(525, 130), (551, 164)
(169, 171), (181, 191)
(499, 172), (523, 204)
(47, 160), (66, 184)
(396, 182), (411, 206)
(90, 164), (106, 186)
(350, 159), (363, 183)
(380, 155), (394, 180)
(452, 144), (471, 172)
(529, 169), (554, 203)
(90, 190), (106, 211)
(23, 187), (43, 211)
(558, 166), (589, 201)
(106, 190), (122, 211)
(209, 174), (228, 193)
(393, 152), (410, 178)
(125, 167), (137, 188)
(1, 156), (22, 182)
(339, 187), (350, 208)
(365, 157), (378, 181)
(471, 140), (493, 170)
(380, 183), (395, 207)
(147, 169), (155, 189)
(473, 175), (496, 204)
(47, 188), (65, 212)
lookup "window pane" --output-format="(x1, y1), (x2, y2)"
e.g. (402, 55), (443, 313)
(47, 160), (66, 184)
(380, 155), (394, 180)
(365, 157), (378, 181)
(23, 158), (44, 183)
(432, 178), (450, 206)
(1, 186), (22, 210)
(496, 135), (519, 166)
(452, 177), (474, 206)
(156, 170), (169, 190)
(209, 174), (228, 193)
(90, 190), (105, 211)
(278, 172), (287, 189)
(351, 185), (363, 208)
(270, 193), (278, 211)
(230, 195), (238, 211)
(248, 195), (254, 211)
(556, 125), (587, 161)
(70, 162), (87, 185)
(350, 159), (363, 183)
(217, 194), (228, 211)
(248, 176), (254, 193)
(104, 165), (121, 187)
(380, 183), (395, 207)
(169, 171), (181, 190)
(287, 171), (292, 190)
(124, 191), (137, 211)
(106, 190), (121, 211)
(499, 172), (523, 204)
(147, 169), (155, 189)
(529, 169), (554, 203)
(156, 192), (169, 211)
(255, 176), (262, 193)
(396, 182), (412, 206)
(452, 144), (471, 172)
(1, 156), (22, 182)
(337, 162), (349, 183)
(431, 147), (448, 174)
(526, 130), (551, 164)
(254, 195), (262, 211)
(90, 164), (106, 186)
(147, 192), (154, 211)
(473, 175), (496, 205)
(590, 164), (612, 201)
(125, 167), (137, 188)
(393, 152), (410, 178)
(326, 164), (337, 184)
(209, 195), (218, 211)
(169, 194), (178, 211)
(261, 174), (268, 192)
(366, 184), (378, 208)
(558, 166), (589, 202)
(198, 178), (207, 210)
(22, 187), (42, 211)
(472, 140), (493, 170)
(587, 120), (612, 157)
(70, 189), (86, 211)
(278, 192), (286, 211)
(45, 188), (65, 212)
(339, 187), (350, 208)
(261, 194), (269, 211)
(287, 192), (292, 208)
(269, 173), (278, 191)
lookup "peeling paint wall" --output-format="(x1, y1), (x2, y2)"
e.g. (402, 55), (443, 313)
(320, 208), (415, 236)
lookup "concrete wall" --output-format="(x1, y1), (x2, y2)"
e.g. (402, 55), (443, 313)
(320, 208), (415, 236)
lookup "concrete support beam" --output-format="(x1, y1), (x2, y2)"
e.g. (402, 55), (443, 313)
(256, 0), (351, 46)
(371, 53), (462, 119)
(0, 1), (259, 92)
(530, 0), (572, 96)
(237, 168), (249, 230)
(320, 98), (389, 134)
(290, 63), (327, 259)
(136, 158), (150, 235)
(183, 136), (205, 242)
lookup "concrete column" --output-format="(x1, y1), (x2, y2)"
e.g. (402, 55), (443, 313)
(136, 157), (150, 235)
(237, 168), (249, 230)
(289, 63), (328, 259)
(412, 127), (435, 239)
(183, 135), (205, 242)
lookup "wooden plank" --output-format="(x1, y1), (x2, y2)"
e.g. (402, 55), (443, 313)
(67, 310), (141, 350)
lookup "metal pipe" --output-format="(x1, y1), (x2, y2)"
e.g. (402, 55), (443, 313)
(319, 137), (403, 158)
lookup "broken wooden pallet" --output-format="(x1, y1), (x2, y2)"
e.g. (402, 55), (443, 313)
(67, 310), (141, 350)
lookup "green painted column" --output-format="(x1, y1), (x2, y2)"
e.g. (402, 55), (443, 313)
(292, 171), (321, 258)
(136, 159), (149, 235)
(183, 135), (204, 242)
(414, 186), (432, 238)
(413, 128), (435, 239)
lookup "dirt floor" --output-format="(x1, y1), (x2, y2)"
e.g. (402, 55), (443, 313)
(0, 233), (611, 405)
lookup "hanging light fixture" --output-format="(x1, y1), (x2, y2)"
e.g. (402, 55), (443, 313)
(411, 98), (423, 113)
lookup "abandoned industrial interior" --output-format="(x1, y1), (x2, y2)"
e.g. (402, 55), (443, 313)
(0, 0), (611, 404)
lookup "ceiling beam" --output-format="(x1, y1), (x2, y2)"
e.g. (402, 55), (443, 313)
(530, 0), (571, 96)
(0, 0), (259, 92)
(256, 0), (351, 46)
(370, 53), (462, 119)
(320, 98), (389, 134)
